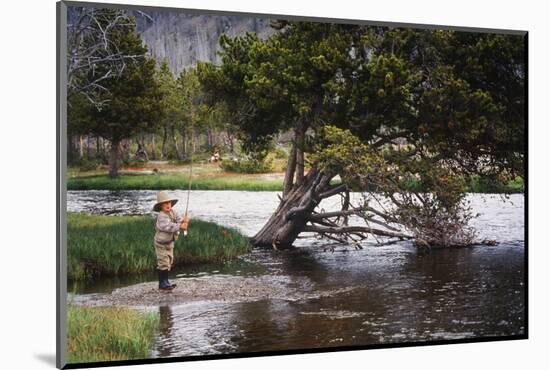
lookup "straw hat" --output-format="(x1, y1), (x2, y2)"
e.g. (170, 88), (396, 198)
(153, 191), (179, 212)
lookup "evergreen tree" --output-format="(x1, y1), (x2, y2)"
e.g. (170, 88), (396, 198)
(69, 15), (163, 177)
(199, 23), (525, 248)
(156, 59), (187, 159)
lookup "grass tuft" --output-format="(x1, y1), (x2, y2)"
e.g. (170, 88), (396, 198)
(68, 213), (251, 281)
(67, 305), (159, 363)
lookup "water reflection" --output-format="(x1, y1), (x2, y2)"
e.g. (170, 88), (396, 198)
(146, 244), (524, 357)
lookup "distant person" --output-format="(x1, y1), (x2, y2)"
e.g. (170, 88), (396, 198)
(209, 147), (222, 163)
(152, 191), (190, 291)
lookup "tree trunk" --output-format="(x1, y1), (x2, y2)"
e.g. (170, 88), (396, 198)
(181, 128), (187, 157)
(96, 136), (101, 159)
(86, 136), (91, 158)
(79, 135), (84, 159)
(252, 167), (331, 249)
(102, 137), (107, 163)
(184, 134), (188, 155)
(172, 126), (183, 160)
(67, 135), (77, 165)
(206, 129), (213, 150)
(151, 134), (157, 160)
(136, 137), (149, 162)
(227, 131), (235, 153)
(283, 142), (297, 198)
(296, 147), (304, 186)
(120, 139), (130, 165)
(295, 127), (305, 186)
(108, 139), (120, 177)
(161, 126), (168, 159)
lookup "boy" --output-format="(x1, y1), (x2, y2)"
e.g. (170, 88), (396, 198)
(153, 191), (190, 291)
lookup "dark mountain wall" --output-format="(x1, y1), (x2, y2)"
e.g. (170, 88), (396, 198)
(134, 10), (275, 74)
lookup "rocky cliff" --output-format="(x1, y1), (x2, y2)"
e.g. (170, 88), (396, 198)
(133, 10), (274, 74)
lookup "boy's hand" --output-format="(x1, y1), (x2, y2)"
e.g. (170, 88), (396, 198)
(180, 213), (190, 230)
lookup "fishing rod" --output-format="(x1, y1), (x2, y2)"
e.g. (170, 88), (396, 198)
(183, 121), (194, 237)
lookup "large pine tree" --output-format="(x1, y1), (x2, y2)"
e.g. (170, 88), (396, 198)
(199, 23), (525, 248)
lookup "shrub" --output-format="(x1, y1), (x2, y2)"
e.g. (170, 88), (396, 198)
(220, 157), (273, 173)
(77, 158), (100, 172)
(273, 147), (289, 160)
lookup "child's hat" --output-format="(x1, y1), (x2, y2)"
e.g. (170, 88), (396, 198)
(153, 191), (178, 212)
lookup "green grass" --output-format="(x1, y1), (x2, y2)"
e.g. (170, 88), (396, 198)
(401, 176), (524, 194)
(466, 176), (524, 193)
(67, 305), (159, 363)
(68, 173), (284, 191)
(68, 213), (251, 281)
(67, 172), (524, 194)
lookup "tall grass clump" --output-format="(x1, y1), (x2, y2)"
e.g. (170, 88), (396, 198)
(67, 305), (159, 363)
(68, 213), (251, 281)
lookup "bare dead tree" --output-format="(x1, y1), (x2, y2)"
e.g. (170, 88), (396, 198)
(67, 7), (152, 108)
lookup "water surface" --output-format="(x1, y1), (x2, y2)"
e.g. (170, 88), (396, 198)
(68, 191), (525, 356)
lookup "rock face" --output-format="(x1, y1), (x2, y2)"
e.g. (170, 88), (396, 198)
(134, 10), (275, 74)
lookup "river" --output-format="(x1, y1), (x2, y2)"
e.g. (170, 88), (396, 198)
(68, 190), (525, 357)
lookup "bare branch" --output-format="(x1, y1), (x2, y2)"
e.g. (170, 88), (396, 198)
(318, 183), (347, 199)
(303, 225), (413, 239)
(67, 7), (148, 108)
(363, 205), (400, 224)
(362, 216), (402, 232)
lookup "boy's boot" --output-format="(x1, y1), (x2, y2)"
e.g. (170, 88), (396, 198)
(158, 270), (174, 291)
(165, 270), (177, 289)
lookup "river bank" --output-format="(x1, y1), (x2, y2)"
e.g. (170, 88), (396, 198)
(67, 162), (524, 193)
(68, 173), (524, 193)
(68, 173), (284, 191)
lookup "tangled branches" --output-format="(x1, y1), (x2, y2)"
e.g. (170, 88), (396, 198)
(308, 126), (480, 249)
(67, 7), (150, 108)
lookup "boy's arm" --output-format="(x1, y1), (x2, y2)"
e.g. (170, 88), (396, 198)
(173, 211), (189, 230)
(156, 213), (181, 233)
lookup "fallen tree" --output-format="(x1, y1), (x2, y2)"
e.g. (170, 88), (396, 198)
(253, 126), (480, 249)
